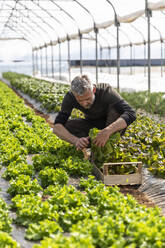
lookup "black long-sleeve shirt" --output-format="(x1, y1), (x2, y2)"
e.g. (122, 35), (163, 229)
(54, 83), (136, 126)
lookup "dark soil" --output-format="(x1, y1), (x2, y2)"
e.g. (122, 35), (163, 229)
(119, 185), (156, 208)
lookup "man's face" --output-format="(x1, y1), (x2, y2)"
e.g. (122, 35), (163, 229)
(74, 88), (96, 109)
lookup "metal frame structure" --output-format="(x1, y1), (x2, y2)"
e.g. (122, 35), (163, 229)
(0, 0), (165, 91)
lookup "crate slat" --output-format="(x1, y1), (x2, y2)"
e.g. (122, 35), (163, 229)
(92, 160), (142, 186)
(104, 173), (142, 185)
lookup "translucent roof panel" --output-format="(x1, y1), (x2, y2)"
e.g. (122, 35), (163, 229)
(0, 0), (165, 48)
(109, 0), (145, 16)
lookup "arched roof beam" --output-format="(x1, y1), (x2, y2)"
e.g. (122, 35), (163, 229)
(98, 33), (109, 47)
(130, 23), (146, 44)
(0, 37), (25, 41)
(33, 4), (165, 49)
(17, 1), (55, 42)
(50, 0), (80, 35)
(105, 0), (119, 27)
(73, 0), (99, 81)
(31, 0), (67, 38)
(5, 3), (49, 46)
(5, 24), (34, 47)
(0, 0), (18, 36)
(7, 19), (42, 46)
(109, 38), (163, 49)
(73, 0), (95, 28)
(142, 15), (163, 41)
(105, 28), (116, 41)
(119, 27), (132, 46)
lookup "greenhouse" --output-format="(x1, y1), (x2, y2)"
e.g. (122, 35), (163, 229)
(0, 0), (165, 247)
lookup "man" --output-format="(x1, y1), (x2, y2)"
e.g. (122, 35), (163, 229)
(53, 75), (136, 150)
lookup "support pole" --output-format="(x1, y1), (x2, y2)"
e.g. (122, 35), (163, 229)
(32, 48), (35, 76)
(133, 46), (135, 74)
(108, 47), (111, 74)
(67, 36), (71, 82)
(79, 32), (82, 75)
(105, 0), (120, 90)
(45, 44), (48, 77)
(51, 42), (54, 78)
(58, 39), (62, 80)
(40, 48), (43, 77)
(94, 26), (99, 84)
(164, 43), (165, 72)
(145, 0), (152, 93)
(115, 16), (120, 91)
(130, 44), (133, 75)
(100, 46), (102, 72)
(144, 41), (146, 77)
(35, 49), (38, 75)
(161, 40), (163, 77)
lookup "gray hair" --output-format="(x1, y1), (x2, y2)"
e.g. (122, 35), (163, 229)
(71, 75), (93, 95)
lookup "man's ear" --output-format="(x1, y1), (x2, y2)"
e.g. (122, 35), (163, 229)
(93, 87), (96, 94)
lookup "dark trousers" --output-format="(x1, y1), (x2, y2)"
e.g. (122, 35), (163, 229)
(65, 107), (125, 138)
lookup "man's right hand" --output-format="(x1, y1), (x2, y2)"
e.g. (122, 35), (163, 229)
(75, 137), (90, 150)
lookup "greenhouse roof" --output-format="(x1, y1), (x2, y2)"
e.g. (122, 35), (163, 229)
(0, 0), (165, 48)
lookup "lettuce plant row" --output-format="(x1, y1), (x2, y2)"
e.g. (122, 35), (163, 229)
(0, 80), (92, 246)
(3, 71), (165, 117)
(0, 79), (165, 247)
(2, 72), (164, 176)
(0, 198), (19, 247)
(121, 91), (165, 117)
(3, 71), (69, 113)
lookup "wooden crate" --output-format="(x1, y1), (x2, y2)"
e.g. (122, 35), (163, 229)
(92, 161), (142, 186)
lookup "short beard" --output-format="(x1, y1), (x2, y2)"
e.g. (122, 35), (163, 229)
(84, 95), (95, 109)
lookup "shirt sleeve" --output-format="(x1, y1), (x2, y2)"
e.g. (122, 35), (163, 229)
(54, 111), (70, 125)
(113, 99), (136, 126)
(54, 92), (74, 125)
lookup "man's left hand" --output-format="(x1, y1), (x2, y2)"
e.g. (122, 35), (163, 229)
(93, 128), (111, 147)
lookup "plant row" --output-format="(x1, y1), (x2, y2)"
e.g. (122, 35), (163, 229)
(121, 91), (165, 117)
(0, 78), (164, 247)
(2, 71), (69, 113)
(0, 80), (92, 246)
(3, 71), (165, 117)
(1, 72), (165, 175)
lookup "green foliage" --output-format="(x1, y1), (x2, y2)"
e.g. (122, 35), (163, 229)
(2, 161), (34, 180)
(43, 185), (62, 196)
(89, 128), (121, 167)
(33, 233), (95, 248)
(32, 153), (92, 177)
(121, 91), (165, 117)
(71, 108), (85, 119)
(39, 167), (69, 188)
(0, 198), (12, 233)
(7, 175), (42, 196)
(47, 185), (89, 212)
(60, 156), (93, 177)
(58, 206), (98, 232)
(89, 128), (136, 174)
(11, 194), (59, 227)
(32, 153), (60, 172)
(79, 175), (104, 191)
(3, 71), (69, 113)
(0, 74), (165, 246)
(122, 114), (165, 177)
(25, 219), (62, 241)
(0, 232), (20, 248)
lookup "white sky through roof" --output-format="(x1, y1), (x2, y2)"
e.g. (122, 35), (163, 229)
(0, 0), (165, 61)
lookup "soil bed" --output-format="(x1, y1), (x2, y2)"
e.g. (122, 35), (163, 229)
(119, 185), (155, 208)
